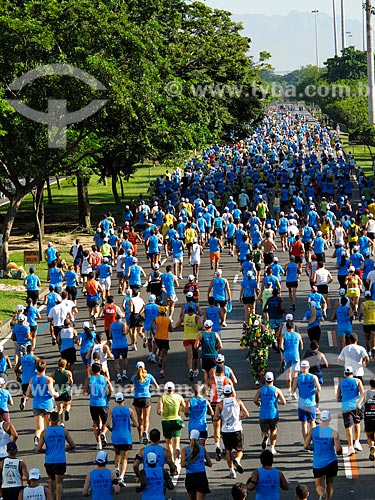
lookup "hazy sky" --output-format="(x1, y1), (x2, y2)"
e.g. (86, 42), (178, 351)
(205, 0), (362, 21)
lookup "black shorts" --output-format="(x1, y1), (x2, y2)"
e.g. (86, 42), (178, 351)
(198, 430), (208, 441)
(260, 418), (278, 432)
(2, 486), (23, 500)
(315, 253), (325, 263)
(364, 419), (375, 433)
(133, 398), (151, 408)
(215, 228), (223, 237)
(363, 324), (375, 334)
(55, 392), (72, 402)
(307, 326), (321, 342)
(53, 326), (62, 338)
(30, 325), (38, 333)
(343, 410), (361, 428)
(201, 357), (216, 372)
(185, 472), (210, 494)
(45, 462), (67, 479)
(313, 460), (338, 479)
(227, 237), (234, 245)
(243, 296), (255, 305)
(90, 405), (109, 424)
(155, 339), (170, 351)
(66, 286), (77, 302)
(26, 290), (39, 304)
(286, 281), (298, 289)
(61, 347), (76, 364)
(129, 312), (144, 328)
(303, 241), (311, 251)
(294, 256), (303, 264)
(255, 263), (261, 272)
(263, 253), (274, 266)
(113, 443), (132, 451)
(214, 300), (227, 308)
(22, 383), (28, 395)
(87, 300), (99, 309)
(317, 284), (328, 295)
(222, 431), (243, 452)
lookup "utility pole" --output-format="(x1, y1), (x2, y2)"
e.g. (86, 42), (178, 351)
(366, 0), (375, 124)
(363, 4), (367, 50)
(312, 10), (319, 68)
(341, 0), (346, 50)
(333, 0), (339, 56)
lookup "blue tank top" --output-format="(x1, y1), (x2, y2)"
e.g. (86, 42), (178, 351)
(111, 406), (132, 445)
(172, 240), (183, 258)
(13, 324), (31, 345)
(256, 467), (280, 500)
(148, 235), (160, 254)
(184, 302), (197, 314)
(336, 305), (351, 328)
(201, 331), (217, 358)
(212, 277), (226, 301)
(25, 274), (39, 290)
(0, 389), (10, 412)
(312, 426), (337, 469)
(143, 445), (165, 500)
(297, 373), (316, 407)
(65, 271), (77, 287)
(162, 273), (175, 295)
(21, 355), (36, 384)
(60, 327), (75, 351)
(259, 385), (278, 420)
(188, 397), (208, 432)
(286, 262), (298, 282)
(111, 321), (128, 349)
(89, 375), (108, 407)
(78, 331), (96, 355)
(144, 304), (159, 331)
(283, 331), (300, 363)
(313, 237), (325, 254)
(99, 264), (111, 279)
(45, 425), (66, 464)
(46, 247), (57, 264)
(340, 377), (359, 411)
(49, 267), (62, 287)
(205, 306), (221, 332)
(209, 238), (220, 253)
(46, 292), (58, 314)
(89, 468), (113, 500)
(279, 218), (288, 233)
(32, 375), (54, 410)
(185, 445), (206, 474)
(129, 266), (141, 286)
(0, 357), (7, 374)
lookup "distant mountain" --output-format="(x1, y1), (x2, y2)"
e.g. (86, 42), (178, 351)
(232, 10), (364, 72)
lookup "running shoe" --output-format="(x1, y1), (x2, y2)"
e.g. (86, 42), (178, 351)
(354, 441), (363, 451)
(142, 431), (149, 445)
(215, 447), (222, 462)
(279, 360), (286, 374)
(51, 337), (57, 346)
(233, 459), (244, 474)
(229, 470), (237, 479)
(316, 407), (320, 415)
(92, 317), (97, 326)
(133, 344), (138, 351)
(100, 433), (107, 447)
(16, 374), (22, 384)
(159, 370), (165, 379)
(115, 468), (120, 477)
(116, 374), (122, 383)
(222, 322), (227, 327)
(150, 354), (156, 364)
(189, 369), (194, 381)
(290, 392), (297, 400)
(33, 436), (39, 449)
(64, 410), (70, 422)
(369, 446), (375, 461)
(193, 369), (199, 378)
(19, 397), (25, 411)
(270, 446), (277, 455)
(122, 372), (128, 381)
(261, 435), (268, 450)
(118, 477), (126, 487)
(96, 442), (102, 450)
(143, 337), (147, 348)
(347, 446), (355, 456)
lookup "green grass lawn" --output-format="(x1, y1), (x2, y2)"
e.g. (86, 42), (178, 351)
(0, 163), (167, 323)
(341, 133), (375, 177)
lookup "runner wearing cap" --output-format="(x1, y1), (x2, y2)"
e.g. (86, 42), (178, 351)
(82, 450), (120, 499)
(240, 271), (260, 321)
(207, 270), (231, 327)
(11, 315), (32, 366)
(308, 286), (327, 319)
(214, 385), (249, 479)
(157, 382), (186, 466)
(332, 296), (354, 350)
(126, 258), (146, 290)
(204, 297), (222, 339)
(253, 371), (286, 455)
(0, 442), (28, 500)
(336, 366), (365, 455)
(245, 450), (289, 498)
(175, 306), (202, 380)
(338, 333), (369, 381)
(20, 468), (52, 500)
(171, 235), (185, 279)
(292, 360), (321, 443)
(109, 312), (128, 383)
(212, 354), (237, 384)
(102, 392), (138, 486)
(161, 265), (179, 321)
(303, 302), (323, 344)
(195, 320), (223, 386)
(185, 384), (213, 446)
(302, 341), (328, 413)
(304, 410), (342, 500)
(36, 411), (75, 500)
(133, 428), (176, 499)
(358, 291), (375, 357)
(279, 321), (303, 397)
(345, 266), (362, 317)
(209, 231), (223, 272)
(82, 272), (104, 327)
(130, 361), (159, 444)
(77, 323), (96, 378)
(183, 275), (200, 302)
(181, 429), (212, 499)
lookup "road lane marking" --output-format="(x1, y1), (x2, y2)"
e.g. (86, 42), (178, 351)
(342, 446), (359, 479)
(327, 330), (337, 347)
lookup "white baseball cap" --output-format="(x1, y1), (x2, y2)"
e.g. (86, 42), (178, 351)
(285, 313), (293, 321)
(345, 366), (353, 375)
(82, 321), (91, 329)
(320, 410), (331, 421)
(190, 429), (200, 440)
(215, 269), (223, 275)
(301, 360), (310, 368)
(28, 468), (41, 480)
(136, 361), (145, 369)
(204, 319), (213, 328)
(188, 274), (195, 281)
(223, 385), (233, 395)
(114, 392), (124, 402)
(216, 354), (225, 363)
(164, 381), (175, 392)
(265, 372), (274, 382)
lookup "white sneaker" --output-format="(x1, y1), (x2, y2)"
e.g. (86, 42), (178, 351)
(348, 446), (355, 456)
(316, 407), (320, 415)
(270, 446), (277, 455)
(193, 369), (199, 377)
(291, 392), (297, 400)
(354, 441), (363, 451)
(229, 470), (237, 479)
(178, 274), (183, 279)
(222, 321), (227, 327)
(96, 442), (102, 450)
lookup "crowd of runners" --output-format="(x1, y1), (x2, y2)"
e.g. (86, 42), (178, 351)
(2, 104), (375, 500)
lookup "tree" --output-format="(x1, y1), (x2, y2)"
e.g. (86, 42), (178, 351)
(324, 47), (367, 83)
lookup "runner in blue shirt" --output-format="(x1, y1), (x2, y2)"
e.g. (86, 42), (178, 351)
(279, 323), (303, 399)
(24, 266), (41, 305)
(83, 450), (120, 499)
(246, 450), (289, 499)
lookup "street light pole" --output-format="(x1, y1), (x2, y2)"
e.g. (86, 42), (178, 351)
(341, 0), (346, 50)
(346, 31), (352, 46)
(332, 0), (339, 56)
(363, 3), (367, 50)
(365, 0), (375, 124)
(312, 10), (319, 68)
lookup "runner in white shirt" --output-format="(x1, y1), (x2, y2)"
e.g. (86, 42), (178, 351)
(338, 333), (369, 379)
